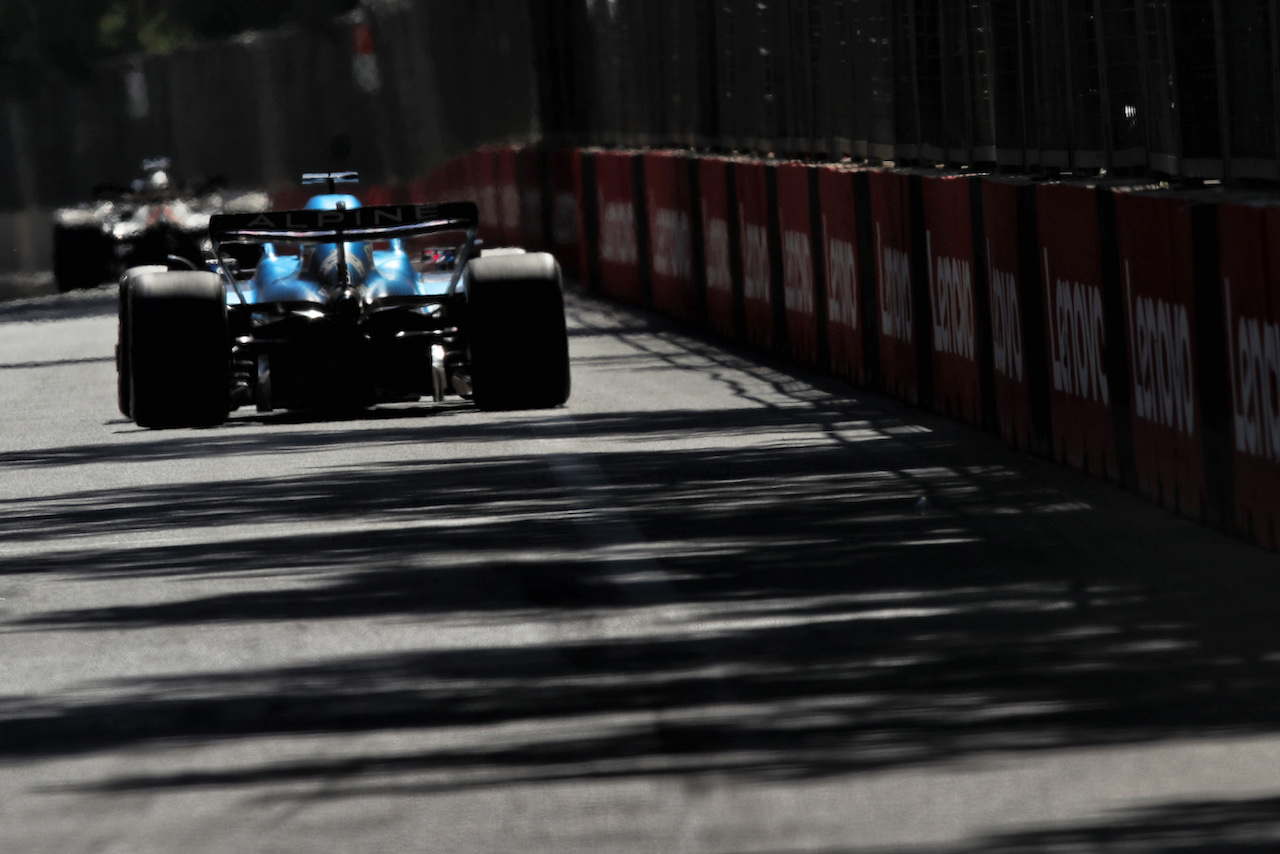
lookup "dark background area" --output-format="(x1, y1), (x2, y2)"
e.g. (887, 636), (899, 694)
(0, 0), (356, 85)
(1, 1), (1279, 208)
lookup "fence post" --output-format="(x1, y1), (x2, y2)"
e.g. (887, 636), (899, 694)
(1272, 0), (1280, 180)
(1212, 0), (1232, 182)
(1134, 0), (1152, 174)
(907, 0), (924, 165)
(1092, 0), (1114, 172)
(1061, 1), (1077, 168)
(1015, 0), (1031, 168)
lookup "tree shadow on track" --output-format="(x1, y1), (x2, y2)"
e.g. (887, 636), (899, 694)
(0, 356), (115, 371)
(0, 286), (116, 325)
(5, 291), (1280, 848)
(8, 419), (1280, 802)
(948, 796), (1280, 853)
(723, 795), (1280, 852)
(15, 405), (851, 468)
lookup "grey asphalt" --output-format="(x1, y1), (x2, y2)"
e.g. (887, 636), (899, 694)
(0, 272), (55, 302)
(2, 284), (1280, 853)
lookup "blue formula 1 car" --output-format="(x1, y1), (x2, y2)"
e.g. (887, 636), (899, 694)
(115, 173), (570, 428)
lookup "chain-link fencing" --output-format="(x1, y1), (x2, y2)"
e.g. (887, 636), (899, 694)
(4, 0), (1280, 235)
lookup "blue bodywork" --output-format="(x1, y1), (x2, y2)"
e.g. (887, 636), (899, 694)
(226, 194), (455, 306)
(212, 190), (477, 412)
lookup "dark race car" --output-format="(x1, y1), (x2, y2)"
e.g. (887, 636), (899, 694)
(53, 158), (268, 292)
(115, 173), (570, 428)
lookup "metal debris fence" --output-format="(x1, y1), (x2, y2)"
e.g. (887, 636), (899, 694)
(4, 0), (1280, 214)
(533, 0), (1280, 183)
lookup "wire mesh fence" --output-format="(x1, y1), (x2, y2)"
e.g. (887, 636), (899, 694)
(538, 0), (1280, 184)
(4, 0), (1280, 215)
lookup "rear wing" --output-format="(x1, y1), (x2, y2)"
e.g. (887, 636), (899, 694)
(209, 201), (479, 245)
(210, 201), (480, 304)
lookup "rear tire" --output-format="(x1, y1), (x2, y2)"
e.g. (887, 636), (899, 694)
(128, 271), (229, 428)
(116, 266), (169, 418)
(466, 252), (570, 411)
(53, 225), (114, 292)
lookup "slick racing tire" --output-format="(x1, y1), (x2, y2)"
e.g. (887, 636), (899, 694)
(128, 270), (230, 428)
(53, 225), (115, 292)
(466, 252), (570, 411)
(116, 265), (168, 419)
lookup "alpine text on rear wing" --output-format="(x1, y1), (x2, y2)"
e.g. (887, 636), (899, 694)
(209, 202), (480, 245)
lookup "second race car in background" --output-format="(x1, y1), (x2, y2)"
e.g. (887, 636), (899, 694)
(53, 158), (268, 292)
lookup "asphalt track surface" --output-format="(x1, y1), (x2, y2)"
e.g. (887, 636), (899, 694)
(3, 284), (1280, 853)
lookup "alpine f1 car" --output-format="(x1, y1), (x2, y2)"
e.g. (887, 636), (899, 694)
(115, 173), (570, 428)
(53, 158), (268, 292)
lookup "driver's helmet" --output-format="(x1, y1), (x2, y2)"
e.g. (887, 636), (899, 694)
(148, 169), (170, 194)
(303, 241), (375, 287)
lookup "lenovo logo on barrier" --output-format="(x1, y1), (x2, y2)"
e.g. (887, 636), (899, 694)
(599, 194), (638, 266)
(925, 232), (975, 361)
(741, 214), (770, 303)
(1044, 249), (1109, 405)
(782, 231), (815, 316)
(987, 243), (1023, 382)
(1126, 263), (1195, 436)
(824, 218), (857, 330)
(651, 207), (693, 281)
(876, 224), (912, 344)
(1225, 279), (1280, 460)
(704, 216), (731, 294)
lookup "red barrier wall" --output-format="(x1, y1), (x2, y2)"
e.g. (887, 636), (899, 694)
(817, 167), (864, 383)
(921, 176), (981, 423)
(1221, 202), (1280, 546)
(736, 161), (774, 349)
(1257, 205), (1280, 544)
(980, 179), (1034, 449)
(405, 174), (431, 205)
(1115, 191), (1205, 517)
(699, 157), (736, 338)
(495, 147), (521, 247)
(463, 153), (482, 207)
(428, 155), (464, 204)
(1037, 183), (1115, 478)
(449, 154), (472, 204)
(594, 151), (642, 303)
(273, 144), (1280, 546)
(516, 147), (547, 251)
(776, 163), (820, 365)
(645, 152), (699, 323)
(869, 170), (917, 403)
(360, 184), (401, 206)
(550, 148), (583, 278)
(471, 149), (499, 242)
